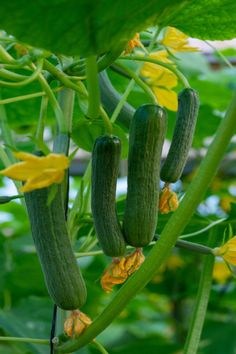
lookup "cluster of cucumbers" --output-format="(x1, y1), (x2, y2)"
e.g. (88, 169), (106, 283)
(24, 87), (199, 311)
(92, 88), (199, 256)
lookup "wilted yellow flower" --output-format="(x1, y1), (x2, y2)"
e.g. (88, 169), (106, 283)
(140, 50), (178, 111)
(125, 33), (142, 53)
(213, 261), (232, 284)
(101, 249), (145, 293)
(64, 310), (92, 338)
(0, 152), (69, 193)
(159, 185), (179, 214)
(213, 236), (236, 266)
(161, 27), (199, 52)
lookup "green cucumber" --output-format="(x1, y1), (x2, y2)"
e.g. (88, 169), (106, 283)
(91, 135), (126, 257)
(160, 88), (199, 183)
(99, 71), (135, 130)
(123, 104), (167, 247)
(24, 184), (87, 310)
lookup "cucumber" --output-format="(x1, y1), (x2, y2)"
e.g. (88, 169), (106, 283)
(24, 184), (87, 310)
(123, 104), (167, 247)
(99, 71), (135, 130)
(91, 135), (126, 257)
(160, 88), (199, 183)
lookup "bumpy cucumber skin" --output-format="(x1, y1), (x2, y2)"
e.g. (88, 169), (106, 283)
(91, 135), (126, 257)
(25, 185), (87, 310)
(123, 104), (167, 247)
(161, 88), (199, 183)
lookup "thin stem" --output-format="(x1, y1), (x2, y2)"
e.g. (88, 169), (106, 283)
(36, 96), (48, 148)
(86, 56), (100, 119)
(0, 60), (43, 87)
(0, 45), (14, 62)
(58, 88), (75, 134)
(119, 55), (190, 88)
(0, 87), (63, 105)
(110, 79), (135, 124)
(43, 59), (86, 97)
(0, 336), (49, 345)
(115, 62), (157, 103)
(0, 99), (15, 154)
(205, 41), (234, 69)
(180, 218), (226, 239)
(75, 237), (213, 258)
(55, 89), (236, 354)
(100, 106), (113, 135)
(34, 62), (66, 133)
(91, 340), (109, 354)
(183, 229), (217, 354)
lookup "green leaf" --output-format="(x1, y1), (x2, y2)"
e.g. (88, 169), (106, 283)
(0, 0), (182, 56)
(2, 1), (236, 57)
(167, 0), (236, 40)
(71, 119), (128, 158)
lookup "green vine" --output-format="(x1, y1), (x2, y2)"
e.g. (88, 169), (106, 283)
(55, 90), (236, 353)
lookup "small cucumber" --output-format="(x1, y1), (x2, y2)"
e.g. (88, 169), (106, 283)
(160, 88), (199, 183)
(91, 135), (126, 257)
(25, 184), (87, 310)
(123, 104), (167, 247)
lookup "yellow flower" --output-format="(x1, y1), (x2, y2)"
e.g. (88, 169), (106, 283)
(101, 249), (145, 293)
(161, 27), (199, 52)
(0, 152), (69, 193)
(213, 261), (231, 284)
(140, 51), (178, 111)
(159, 185), (179, 214)
(213, 236), (236, 266)
(220, 196), (236, 213)
(64, 310), (92, 337)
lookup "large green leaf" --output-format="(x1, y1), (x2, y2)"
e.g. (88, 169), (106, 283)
(0, 0), (180, 56)
(167, 0), (236, 40)
(1, 0), (236, 56)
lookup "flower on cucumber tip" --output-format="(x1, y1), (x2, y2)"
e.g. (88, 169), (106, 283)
(0, 152), (69, 193)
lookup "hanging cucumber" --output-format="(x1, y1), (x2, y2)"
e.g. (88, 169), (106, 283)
(24, 184), (87, 310)
(160, 88), (199, 183)
(91, 135), (126, 257)
(123, 104), (167, 247)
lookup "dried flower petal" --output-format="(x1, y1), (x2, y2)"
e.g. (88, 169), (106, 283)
(159, 185), (179, 214)
(64, 311), (92, 337)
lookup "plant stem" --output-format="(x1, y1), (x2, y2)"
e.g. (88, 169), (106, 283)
(55, 90), (236, 353)
(91, 340), (109, 354)
(86, 56), (100, 119)
(183, 229), (217, 354)
(110, 78), (135, 124)
(119, 55), (190, 88)
(58, 88), (75, 134)
(0, 60), (43, 87)
(0, 336), (49, 345)
(35, 96), (48, 149)
(34, 63), (66, 134)
(74, 237), (213, 258)
(180, 218), (226, 239)
(0, 87), (63, 105)
(115, 62), (157, 103)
